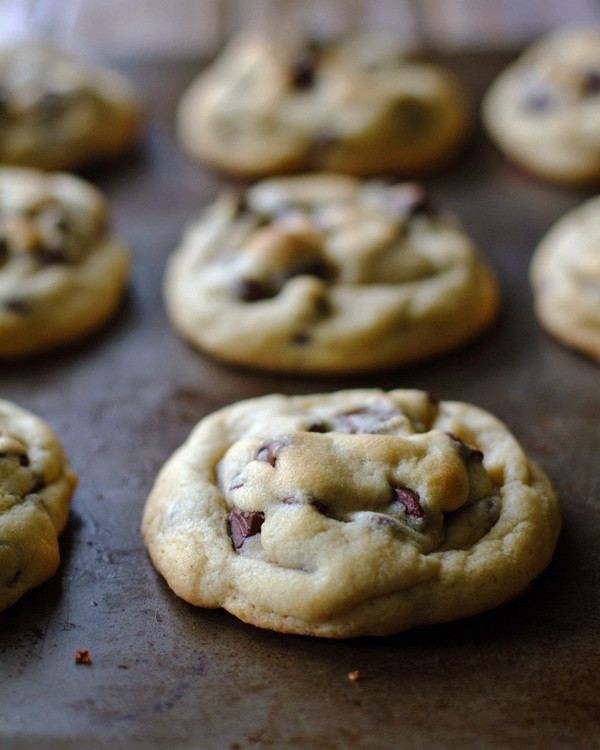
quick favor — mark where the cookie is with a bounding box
[164,174,499,373]
[142,389,561,638]
[176,33,470,177]
[0,167,130,358]
[0,43,140,171]
[483,28,600,184]
[0,399,77,613]
[530,195,600,361]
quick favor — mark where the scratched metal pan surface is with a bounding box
[0,53,599,750]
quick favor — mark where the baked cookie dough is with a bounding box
[0,43,140,171]
[483,28,600,184]
[164,174,499,373]
[142,389,561,638]
[530,195,600,361]
[0,167,130,358]
[0,399,77,613]
[176,33,470,177]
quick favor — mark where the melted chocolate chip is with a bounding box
[228,509,265,549]
[0,451,29,466]
[290,56,316,89]
[255,438,288,467]
[3,298,31,315]
[584,71,600,95]
[392,487,423,518]
[291,332,310,346]
[235,278,273,303]
[37,245,68,265]
[307,421,328,433]
[446,432,484,463]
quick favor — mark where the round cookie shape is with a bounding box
[176,33,470,177]
[0,43,140,171]
[142,389,561,638]
[483,28,600,184]
[0,167,130,358]
[0,399,77,613]
[163,174,499,373]
[530,195,600,361]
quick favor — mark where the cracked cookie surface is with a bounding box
[530,195,600,361]
[0,399,77,613]
[176,33,470,177]
[142,389,561,638]
[0,167,130,357]
[483,28,600,183]
[0,43,140,171]
[164,174,499,373]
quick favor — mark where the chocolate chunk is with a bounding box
[290,56,316,89]
[291,332,310,346]
[235,278,273,303]
[0,451,29,466]
[255,438,288,466]
[392,487,423,518]
[228,509,265,549]
[3,298,32,315]
[307,421,328,433]
[446,432,484,463]
[36,245,68,265]
[290,43,320,89]
[396,96,429,133]
[583,71,600,95]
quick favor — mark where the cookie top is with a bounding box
[0,167,130,358]
[164,174,499,373]
[530,195,600,361]
[0,399,77,613]
[483,28,600,184]
[142,389,561,638]
[0,43,140,171]
[176,33,470,177]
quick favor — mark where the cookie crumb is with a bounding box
[347,670,360,682]
[74,649,91,665]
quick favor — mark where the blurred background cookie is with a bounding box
[0,398,77,613]
[483,27,600,184]
[164,174,499,373]
[0,43,140,171]
[0,167,130,357]
[176,33,470,177]
[530,195,600,361]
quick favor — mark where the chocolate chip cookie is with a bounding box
[0,43,140,170]
[142,389,561,638]
[164,174,499,373]
[0,167,130,358]
[177,33,470,177]
[0,399,77,612]
[483,28,600,184]
[530,195,600,361]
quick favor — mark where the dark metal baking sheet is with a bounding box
[1,52,599,750]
